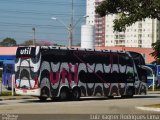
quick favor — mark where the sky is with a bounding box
[0,0,86,46]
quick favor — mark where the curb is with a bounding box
[0,98,17,101]
[148,92,160,94]
[0,96,36,101]
[136,107,160,112]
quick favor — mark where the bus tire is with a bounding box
[140,91,146,95]
[38,96,47,102]
[121,95,126,98]
[140,87,147,95]
[108,96,114,99]
[72,88,81,101]
[126,87,134,98]
[59,88,69,101]
[51,97,58,101]
[39,87,49,101]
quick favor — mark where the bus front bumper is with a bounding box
[15,88,41,96]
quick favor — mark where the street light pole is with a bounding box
[32,27,36,46]
[69,24,73,47]
[70,0,73,47]
[51,15,88,48]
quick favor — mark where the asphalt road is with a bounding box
[0,94,160,120]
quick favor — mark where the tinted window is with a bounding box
[119,53,127,66]
[112,53,118,64]
[129,51,145,65]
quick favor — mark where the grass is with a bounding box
[148,87,160,91]
[144,104,160,108]
[148,84,160,91]
[0,91,12,96]
[0,91,20,96]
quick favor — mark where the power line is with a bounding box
[0,23,83,30]
[0,9,84,17]
[0,0,86,6]
[0,0,86,45]
[0,29,82,35]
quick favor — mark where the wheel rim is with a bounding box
[127,89,133,97]
[73,91,79,99]
[72,89,80,100]
[60,91,67,100]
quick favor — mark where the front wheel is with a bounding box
[140,85,147,95]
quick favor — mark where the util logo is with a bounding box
[20,47,31,55]
[50,64,78,84]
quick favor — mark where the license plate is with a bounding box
[23,90,27,93]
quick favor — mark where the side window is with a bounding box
[125,55,133,67]
[129,52,145,65]
[112,53,118,64]
[105,53,110,65]
[119,53,126,66]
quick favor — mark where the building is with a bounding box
[86,0,160,48]
[86,0,105,47]
[0,47,17,68]
[105,16,160,48]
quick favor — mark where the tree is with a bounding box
[21,40,54,46]
[0,37,17,46]
[150,40,160,63]
[21,40,34,46]
[96,0,160,32]
[36,40,54,46]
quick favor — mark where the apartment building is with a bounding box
[86,0,105,47]
[86,0,160,48]
[105,15,160,48]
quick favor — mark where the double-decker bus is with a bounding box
[2,60,15,90]
[15,46,147,101]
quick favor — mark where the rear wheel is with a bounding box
[39,87,49,102]
[38,96,47,102]
[60,88,69,101]
[126,88,134,98]
[72,88,81,101]
[108,96,114,99]
[51,97,58,101]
